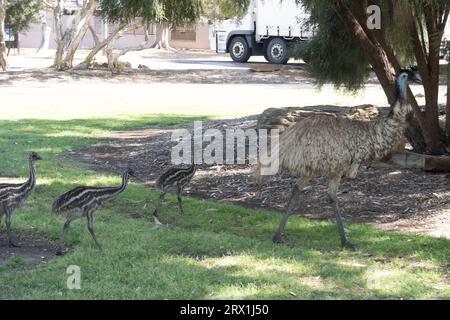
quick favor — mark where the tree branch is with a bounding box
[42,0,55,9]
[108,23,155,67]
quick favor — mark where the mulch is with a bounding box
[68,116,450,239]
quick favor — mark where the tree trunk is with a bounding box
[331,0,445,154]
[52,1,64,69]
[51,0,96,70]
[88,24,99,46]
[106,23,155,73]
[0,0,7,71]
[376,151,450,172]
[446,58,450,143]
[37,10,51,54]
[77,22,127,68]
[155,22,176,51]
[422,74,445,154]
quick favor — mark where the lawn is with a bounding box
[0,115,449,299]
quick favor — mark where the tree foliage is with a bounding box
[292,0,370,92]
[202,0,251,20]
[5,0,43,34]
[99,0,203,27]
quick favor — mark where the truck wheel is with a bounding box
[229,36,251,63]
[266,38,289,64]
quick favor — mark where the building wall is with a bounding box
[170,23,214,50]
[18,13,214,50]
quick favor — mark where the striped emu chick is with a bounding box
[152,162,197,225]
[53,169,134,254]
[0,152,42,247]
[256,70,421,250]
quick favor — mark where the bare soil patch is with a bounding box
[0,64,314,86]
[0,232,59,269]
[69,116,450,239]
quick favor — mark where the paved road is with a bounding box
[6,49,294,70]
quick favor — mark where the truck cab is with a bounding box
[215,0,313,64]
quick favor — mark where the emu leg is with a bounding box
[273,183,301,244]
[6,209,19,247]
[328,178,355,250]
[152,192,165,226]
[57,218,75,255]
[87,211,102,251]
[176,185,184,215]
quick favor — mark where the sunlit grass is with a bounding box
[0,115,449,300]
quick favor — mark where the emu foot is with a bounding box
[341,240,356,251]
[56,247,68,256]
[272,234,284,244]
[8,240,21,248]
[153,216,164,227]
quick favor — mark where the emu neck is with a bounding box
[108,175,129,197]
[119,174,129,192]
[25,159,36,190]
[395,79,408,104]
[369,103,408,160]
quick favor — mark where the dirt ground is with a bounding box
[0,233,59,269]
[69,116,450,239]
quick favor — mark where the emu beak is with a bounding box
[129,171,137,178]
[410,73,422,84]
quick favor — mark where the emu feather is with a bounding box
[256,69,420,249]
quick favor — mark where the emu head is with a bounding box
[123,168,136,181]
[29,152,42,162]
[391,68,421,116]
[395,68,421,103]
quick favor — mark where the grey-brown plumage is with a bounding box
[256,70,421,249]
[152,162,197,225]
[0,152,42,247]
[53,169,134,254]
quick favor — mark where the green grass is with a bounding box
[0,115,449,299]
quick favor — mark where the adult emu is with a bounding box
[256,69,421,249]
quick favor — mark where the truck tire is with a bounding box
[229,36,251,63]
[266,38,289,64]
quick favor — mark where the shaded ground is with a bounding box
[70,116,450,239]
[0,65,314,86]
[0,233,59,269]
[2,48,447,86]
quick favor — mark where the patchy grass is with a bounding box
[0,115,449,299]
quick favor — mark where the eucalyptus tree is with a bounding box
[296,0,449,154]
[78,0,203,69]
[0,0,40,69]
[5,0,42,35]
[0,0,6,70]
[42,0,97,70]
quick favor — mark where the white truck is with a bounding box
[215,0,313,64]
